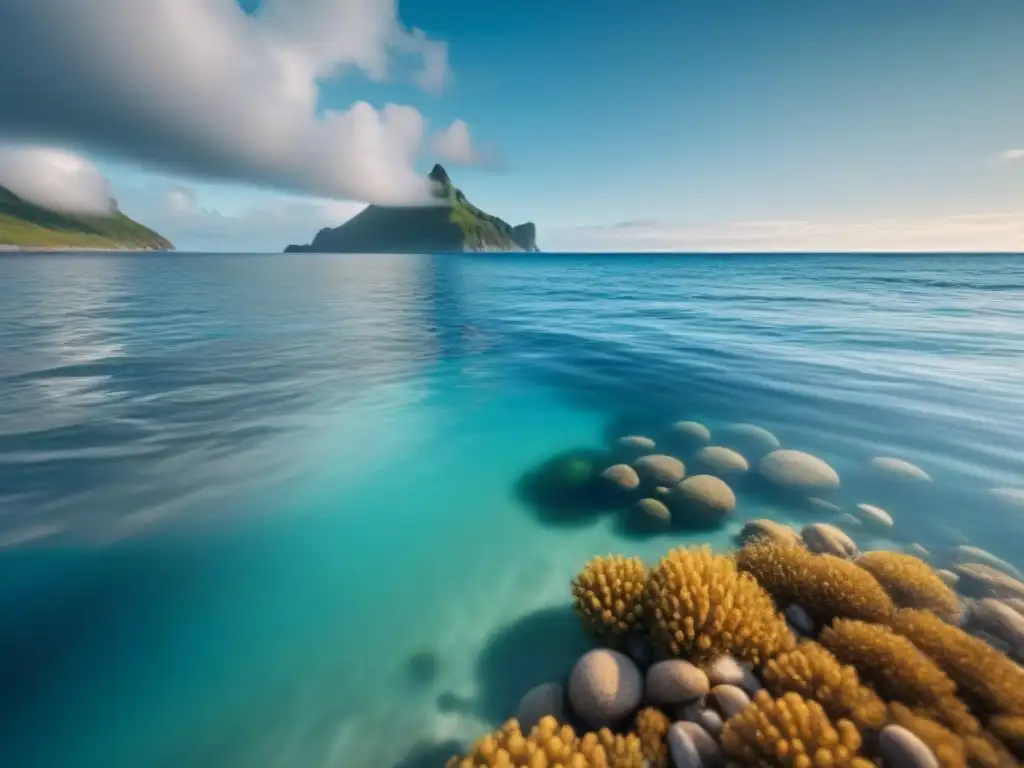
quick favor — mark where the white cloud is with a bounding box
[432,119,479,165]
[552,212,1024,253]
[0,0,471,205]
[1000,149,1024,162]
[0,145,116,215]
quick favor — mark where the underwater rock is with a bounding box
[807,497,843,515]
[601,464,641,492]
[616,435,657,455]
[878,725,940,768]
[708,684,750,720]
[696,708,724,738]
[674,700,705,723]
[670,475,736,524]
[670,420,711,445]
[1002,597,1024,616]
[567,649,643,729]
[801,523,859,559]
[719,423,780,457]
[646,660,710,706]
[785,603,815,636]
[738,519,802,548]
[964,598,1024,659]
[655,485,671,496]
[854,503,894,530]
[704,655,760,694]
[693,446,749,475]
[634,454,687,486]
[759,449,840,491]
[946,544,1023,579]
[935,569,958,588]
[954,562,1024,601]
[867,456,932,483]
[638,498,672,524]
[667,722,703,768]
[515,682,566,731]
[672,722,723,767]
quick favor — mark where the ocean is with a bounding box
[1,251,1023,767]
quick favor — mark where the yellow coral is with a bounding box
[736,542,895,625]
[720,690,874,768]
[643,546,795,664]
[856,551,961,622]
[988,715,1024,760]
[579,730,644,768]
[819,619,980,738]
[571,555,647,642]
[889,608,1024,719]
[635,707,670,768]
[887,702,968,768]
[761,641,887,731]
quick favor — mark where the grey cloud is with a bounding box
[0,144,116,215]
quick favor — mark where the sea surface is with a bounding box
[1,252,1024,767]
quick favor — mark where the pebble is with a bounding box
[696,708,724,738]
[515,682,565,731]
[567,649,643,729]
[600,464,640,492]
[948,545,1023,579]
[704,656,762,695]
[646,660,710,706]
[655,485,672,497]
[867,457,932,483]
[855,503,894,530]
[708,684,751,719]
[759,449,840,491]
[671,475,737,521]
[673,700,705,723]
[616,435,656,452]
[965,598,1024,659]
[878,725,940,768]
[954,563,1024,601]
[671,421,712,444]
[675,722,723,767]
[801,523,859,559]
[936,569,959,588]
[719,423,781,456]
[634,454,687,485]
[785,603,815,636]
[694,446,749,474]
[667,723,703,768]
[739,519,802,548]
[637,497,672,524]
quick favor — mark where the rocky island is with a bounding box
[0,184,173,251]
[285,165,539,254]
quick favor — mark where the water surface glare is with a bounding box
[1,252,1024,766]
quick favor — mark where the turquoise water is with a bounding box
[1,252,1024,767]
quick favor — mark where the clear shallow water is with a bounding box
[1,252,1024,766]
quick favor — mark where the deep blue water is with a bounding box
[1,252,1024,767]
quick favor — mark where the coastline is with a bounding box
[0,245,172,253]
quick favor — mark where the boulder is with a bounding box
[878,725,940,768]
[801,523,859,559]
[637,498,672,524]
[645,660,710,706]
[670,421,711,445]
[515,682,565,731]
[954,563,1024,601]
[694,446,749,475]
[719,423,781,457]
[759,449,840,491]
[867,456,932,483]
[568,649,643,729]
[600,464,640,492]
[634,454,686,486]
[855,503,894,530]
[738,519,802,548]
[671,475,736,524]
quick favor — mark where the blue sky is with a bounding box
[1,0,1023,251]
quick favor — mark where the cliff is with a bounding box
[285,165,539,254]
[0,184,173,251]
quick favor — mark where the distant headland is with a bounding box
[285,164,539,254]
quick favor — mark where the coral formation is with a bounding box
[856,550,961,622]
[889,608,1024,719]
[719,690,874,768]
[819,619,979,738]
[635,707,670,768]
[736,542,895,625]
[644,546,794,664]
[988,715,1024,760]
[579,729,644,768]
[886,703,967,768]
[761,641,887,731]
[571,555,647,642]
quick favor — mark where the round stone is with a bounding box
[673,700,705,723]
[671,475,736,523]
[801,523,859,559]
[867,457,932,483]
[785,603,815,636]
[759,449,840,491]
[667,723,703,768]
[719,423,781,456]
[670,420,711,444]
[936,569,959,588]
[704,656,761,695]
[637,498,671,524]
[600,464,641,492]
[807,497,843,515]
[695,446,749,474]
[645,660,710,706]
[655,485,672,496]
[696,708,724,738]
[675,722,722,767]
[515,682,565,731]
[634,454,686,485]
[708,684,751,719]
[1002,598,1024,617]
[567,649,643,729]
[879,725,940,768]
[855,503,894,530]
[954,563,1024,601]
[739,519,802,548]
[947,545,1023,579]
[616,435,656,453]
[965,598,1024,659]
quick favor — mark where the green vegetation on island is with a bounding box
[0,184,173,251]
[285,165,539,253]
